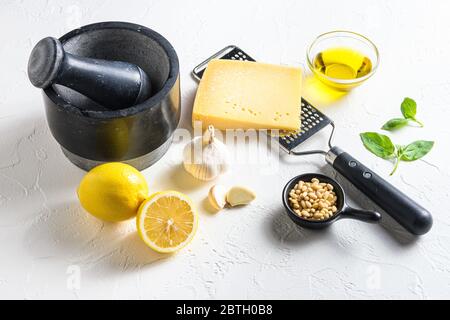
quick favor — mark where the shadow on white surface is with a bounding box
[26,201,171,277]
[25,202,103,257]
[269,207,334,246]
[167,163,206,192]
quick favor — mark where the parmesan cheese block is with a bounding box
[192,59,302,131]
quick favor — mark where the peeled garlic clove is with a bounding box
[208,184,228,211]
[226,186,256,206]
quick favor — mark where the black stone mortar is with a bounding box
[41,22,180,171]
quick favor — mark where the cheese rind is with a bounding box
[192,59,302,131]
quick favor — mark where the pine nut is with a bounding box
[288,178,339,221]
[308,192,317,200]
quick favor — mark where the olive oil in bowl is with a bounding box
[307,31,379,91]
[314,47,372,80]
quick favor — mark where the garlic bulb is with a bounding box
[183,125,230,181]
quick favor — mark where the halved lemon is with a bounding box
[136,191,198,253]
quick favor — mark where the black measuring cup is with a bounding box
[282,173,381,229]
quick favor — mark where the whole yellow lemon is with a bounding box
[77,162,149,222]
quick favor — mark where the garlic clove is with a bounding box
[208,184,228,211]
[226,186,256,206]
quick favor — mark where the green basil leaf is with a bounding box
[360,132,396,159]
[399,140,434,161]
[401,97,417,119]
[381,118,409,131]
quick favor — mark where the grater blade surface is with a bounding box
[192,45,332,152]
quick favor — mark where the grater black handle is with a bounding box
[327,146,433,235]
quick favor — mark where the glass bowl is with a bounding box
[306,31,379,91]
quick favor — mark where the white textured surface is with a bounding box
[1,0,450,299]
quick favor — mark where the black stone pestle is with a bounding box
[27,37,152,110]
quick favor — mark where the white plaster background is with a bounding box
[1,0,450,299]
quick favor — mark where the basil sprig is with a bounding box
[360,132,434,175]
[381,98,424,131]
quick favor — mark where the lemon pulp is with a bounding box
[137,191,197,253]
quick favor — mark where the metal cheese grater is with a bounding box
[192,45,433,236]
[192,45,335,154]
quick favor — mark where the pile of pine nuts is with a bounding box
[288,178,338,220]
